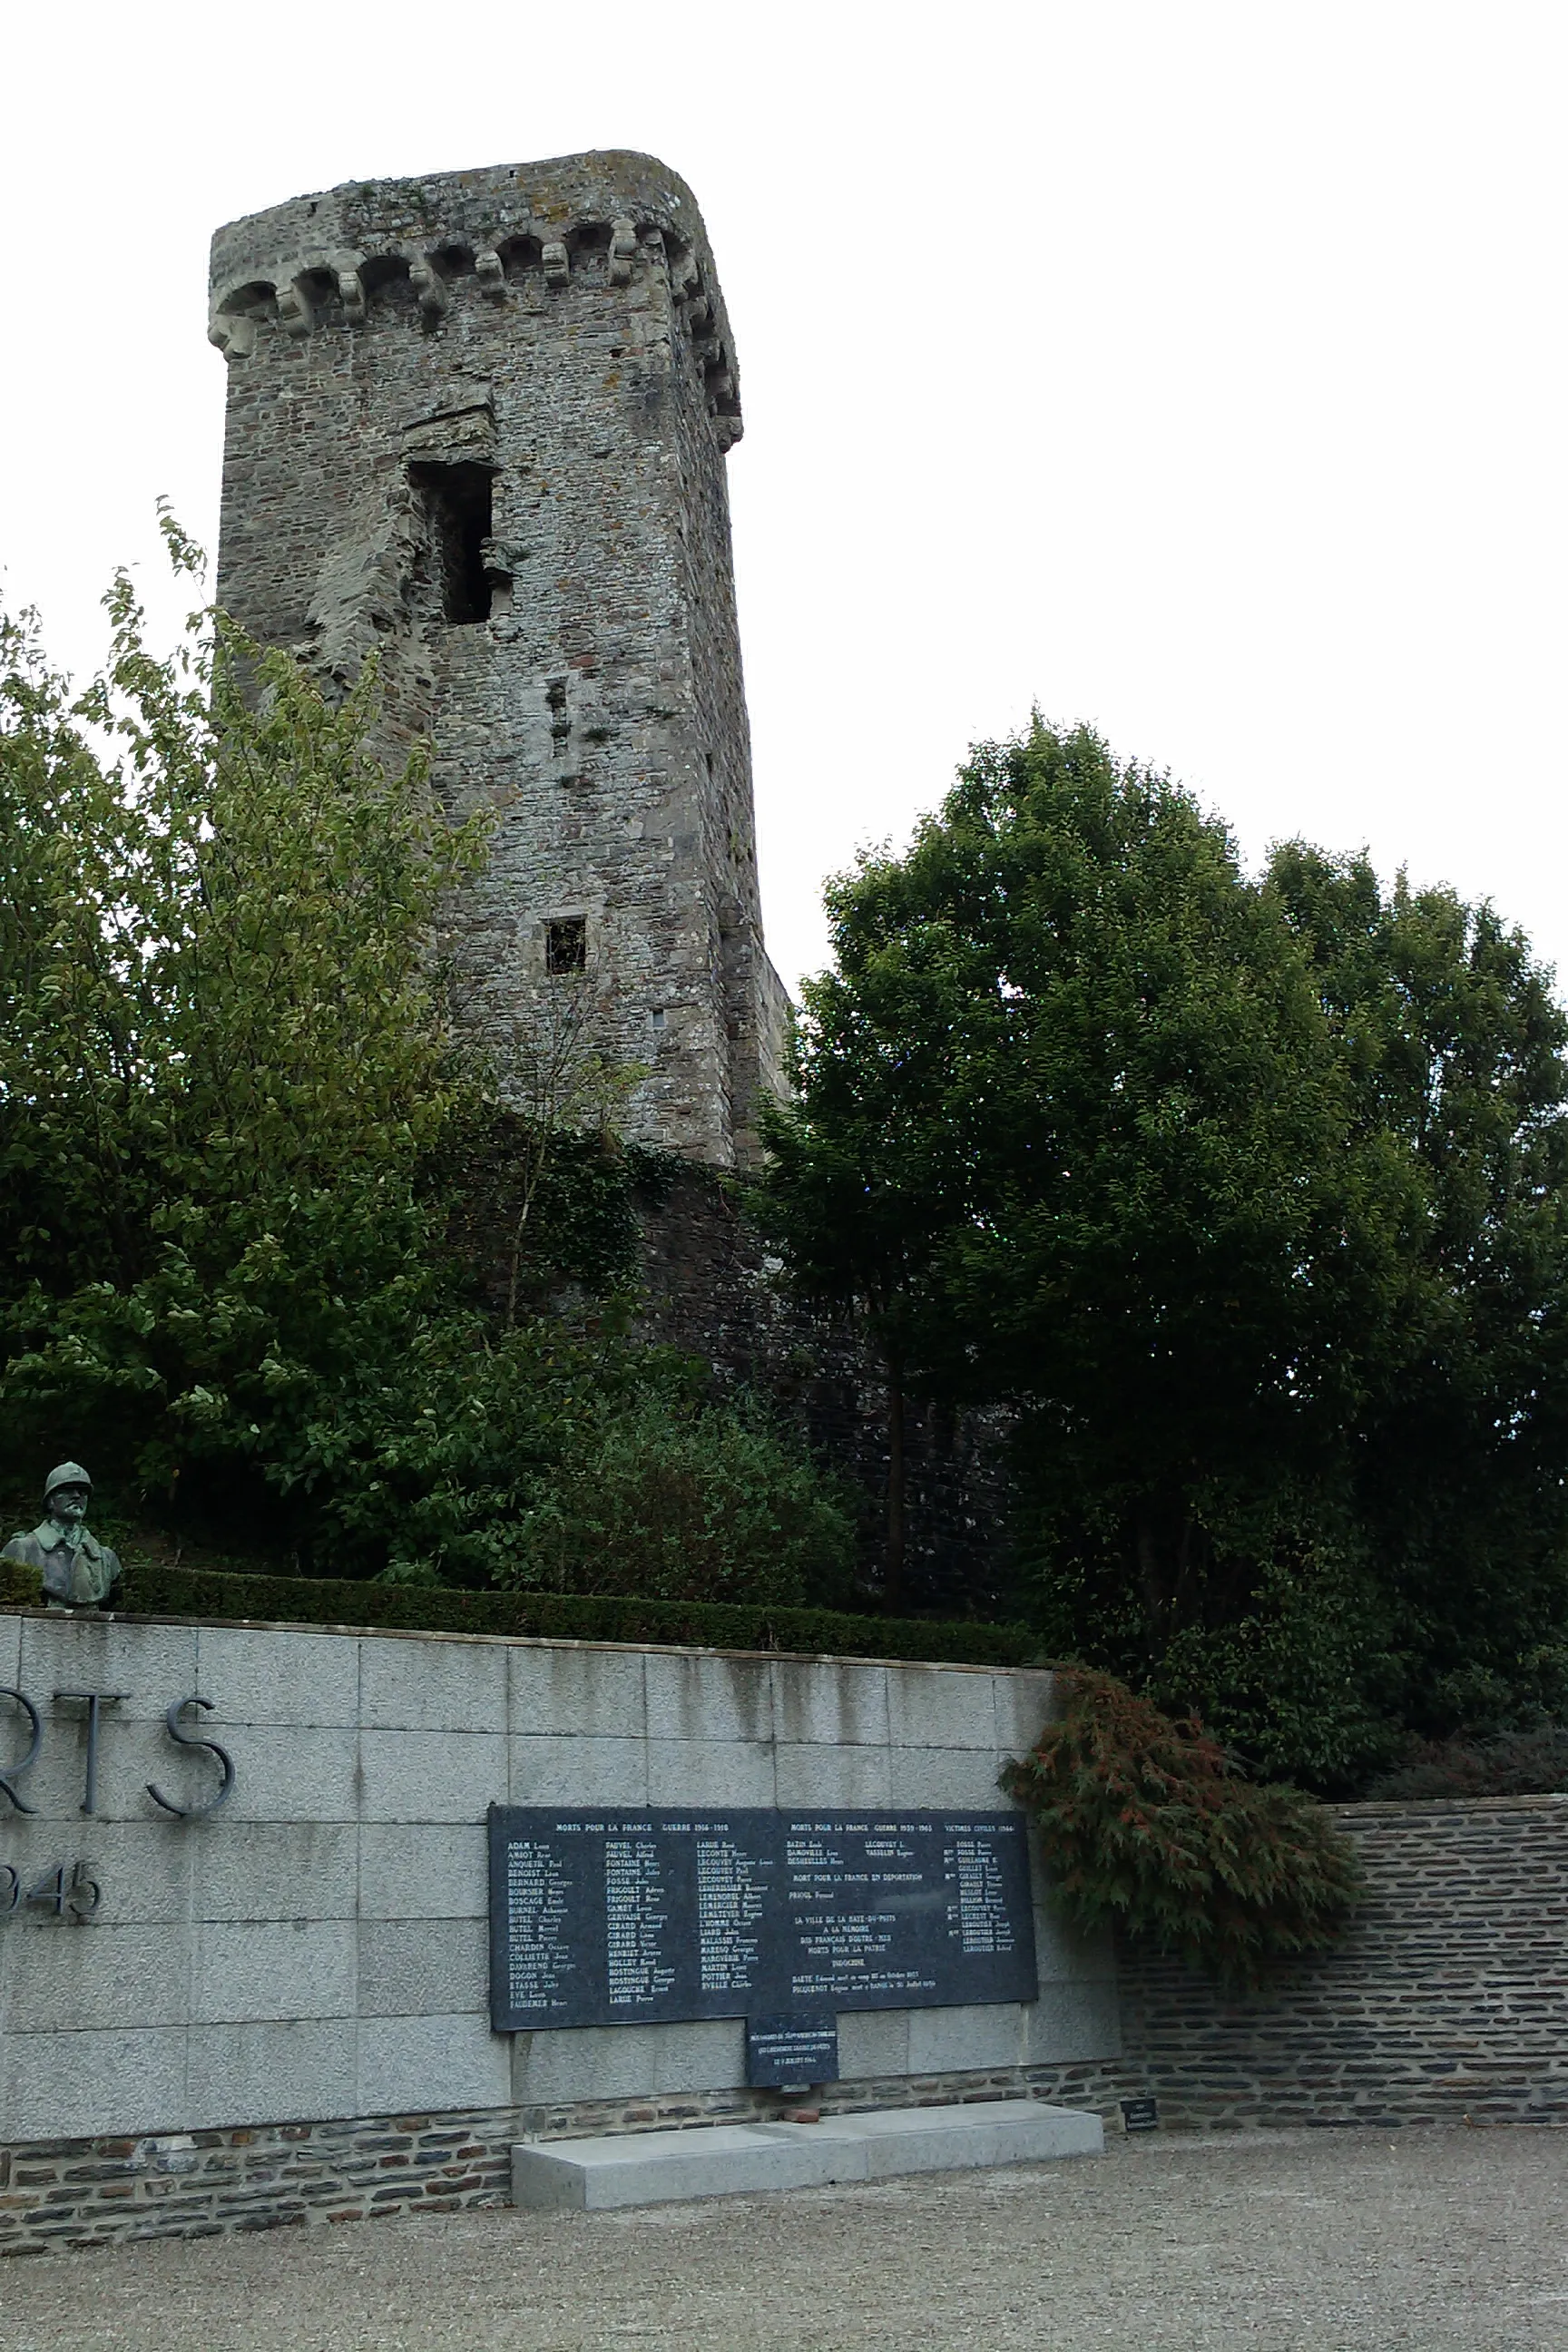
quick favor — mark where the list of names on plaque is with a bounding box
[505,1840,575,2016]
[488,1808,1037,2032]
[696,1836,767,1993]
[946,1832,1017,1956]
[604,1837,676,2008]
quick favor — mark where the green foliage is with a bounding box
[88,1560,1040,1668]
[0,534,485,1510]
[500,1389,856,1605]
[1002,1670,1362,1991]
[761,717,1568,1783]
[1267,844,1568,1742]
[0,546,855,1607]
[1364,1725,1568,1799]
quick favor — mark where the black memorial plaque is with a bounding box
[747,2013,838,2088]
[488,1807,1037,2032]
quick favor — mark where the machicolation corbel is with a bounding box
[408,255,448,326]
[609,219,637,286]
[276,279,315,339]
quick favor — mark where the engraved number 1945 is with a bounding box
[0,1861,100,1919]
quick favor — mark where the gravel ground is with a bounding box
[3,2128,1565,2351]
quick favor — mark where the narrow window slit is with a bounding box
[411,460,493,622]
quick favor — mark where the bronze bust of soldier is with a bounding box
[2,1464,123,1611]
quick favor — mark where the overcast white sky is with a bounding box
[3,1,1563,996]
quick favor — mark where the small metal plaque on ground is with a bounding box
[746,2013,838,2088]
[1120,2096,1159,2133]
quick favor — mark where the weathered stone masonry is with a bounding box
[210,152,789,1170]
[1114,1796,1568,2131]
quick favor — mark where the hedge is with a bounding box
[0,1557,1039,1670]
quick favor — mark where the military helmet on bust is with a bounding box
[44,1461,92,1501]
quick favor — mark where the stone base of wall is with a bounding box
[0,2065,1131,2256]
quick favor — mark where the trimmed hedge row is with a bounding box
[0,1557,1039,1670]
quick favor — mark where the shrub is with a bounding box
[1366,1724,1568,1799]
[1001,1668,1361,1992]
[12,1559,1040,1669]
[501,1395,856,1607]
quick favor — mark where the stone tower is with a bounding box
[208,152,789,1168]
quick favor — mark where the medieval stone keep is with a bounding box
[209,151,789,1169]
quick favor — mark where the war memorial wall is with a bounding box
[0,1606,1121,2246]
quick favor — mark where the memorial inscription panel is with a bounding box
[488,1807,1037,2032]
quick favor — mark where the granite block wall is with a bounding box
[0,1609,1107,2249]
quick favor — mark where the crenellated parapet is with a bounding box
[208,149,742,447]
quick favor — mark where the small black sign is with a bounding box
[1120,2095,1159,2133]
[747,2013,838,2088]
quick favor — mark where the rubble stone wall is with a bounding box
[1115,1796,1568,2130]
[210,151,787,1169]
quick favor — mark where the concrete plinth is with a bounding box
[509,2100,1102,2211]
[767,2098,1104,2177]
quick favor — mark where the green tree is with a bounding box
[760,722,1426,1776]
[0,541,857,1602]
[1269,846,1568,1735]
[0,527,488,1520]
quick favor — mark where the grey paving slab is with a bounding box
[358,1916,488,2015]
[191,1917,356,2024]
[3,2022,189,2139]
[772,1740,893,1808]
[185,2016,358,2132]
[191,1819,358,1923]
[991,1668,1055,1756]
[358,1728,507,1823]
[833,2006,911,2079]
[886,1664,998,1751]
[514,2017,746,2103]
[763,2097,1103,2175]
[506,1732,648,1806]
[1020,1975,1123,2063]
[646,1736,776,1806]
[356,2007,511,2116]
[220,1726,358,1823]
[0,1817,191,1925]
[906,1999,1024,2073]
[885,1745,1012,1808]
[17,1705,186,1824]
[511,2122,837,2210]
[18,1616,200,1719]
[769,1661,889,1749]
[0,1919,191,2033]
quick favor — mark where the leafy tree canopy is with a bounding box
[760,720,1568,1781]
[0,530,853,1601]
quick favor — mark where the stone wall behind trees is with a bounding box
[631,1165,1016,1617]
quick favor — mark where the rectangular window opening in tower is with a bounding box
[546,916,587,975]
[410,460,494,622]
